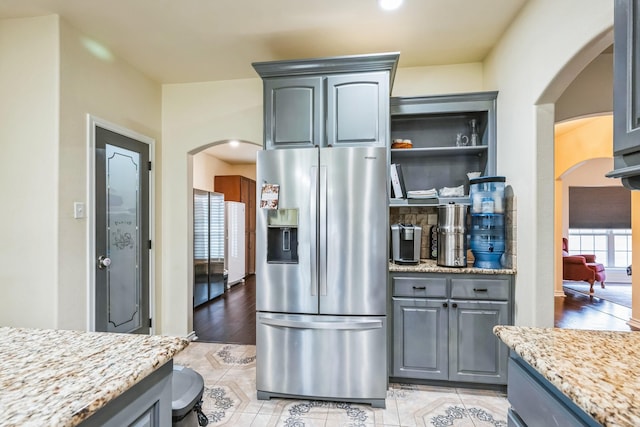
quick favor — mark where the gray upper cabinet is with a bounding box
[264,76,323,148]
[253,53,399,149]
[326,72,388,146]
[609,0,640,189]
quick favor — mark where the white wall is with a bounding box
[0,16,59,328]
[193,152,257,192]
[555,52,613,122]
[0,15,162,331]
[162,78,263,335]
[392,63,483,97]
[484,0,614,326]
[57,18,162,331]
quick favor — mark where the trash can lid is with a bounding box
[172,365,205,419]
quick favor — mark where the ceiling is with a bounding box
[0,0,528,83]
[0,0,529,164]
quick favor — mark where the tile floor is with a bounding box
[174,342,509,427]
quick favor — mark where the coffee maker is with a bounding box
[391,223,422,265]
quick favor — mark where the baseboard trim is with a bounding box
[627,318,640,330]
[186,331,198,341]
[554,290,567,297]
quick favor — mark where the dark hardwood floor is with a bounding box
[193,274,256,344]
[555,287,637,331]
[195,277,635,344]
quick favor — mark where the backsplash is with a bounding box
[389,186,516,269]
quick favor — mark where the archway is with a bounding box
[187,139,261,339]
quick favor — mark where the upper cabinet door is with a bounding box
[264,76,323,149]
[325,72,388,147]
[610,0,640,188]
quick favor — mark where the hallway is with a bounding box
[194,275,256,344]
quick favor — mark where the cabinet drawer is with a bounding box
[450,278,510,300]
[393,277,447,298]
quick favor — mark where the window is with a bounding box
[568,228,632,268]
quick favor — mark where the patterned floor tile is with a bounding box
[175,342,509,427]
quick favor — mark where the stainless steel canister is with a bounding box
[437,204,468,267]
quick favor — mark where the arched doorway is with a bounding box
[189,139,261,343]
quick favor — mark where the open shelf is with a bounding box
[391,146,488,158]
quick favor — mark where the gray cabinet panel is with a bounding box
[449,300,509,384]
[326,72,388,147]
[255,55,398,151]
[609,0,640,188]
[450,278,510,300]
[392,276,447,298]
[264,77,323,149]
[390,272,513,385]
[392,297,448,380]
[507,356,598,426]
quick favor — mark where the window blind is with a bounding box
[568,186,631,229]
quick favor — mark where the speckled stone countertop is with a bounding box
[0,327,189,426]
[389,258,515,274]
[494,326,640,427]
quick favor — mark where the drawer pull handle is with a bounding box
[443,302,448,308]
[474,288,488,292]
[452,303,458,308]
[413,286,426,290]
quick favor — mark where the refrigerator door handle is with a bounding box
[310,166,318,296]
[259,317,383,331]
[319,165,328,296]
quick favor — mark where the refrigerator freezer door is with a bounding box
[256,148,319,314]
[320,146,388,315]
[256,312,387,407]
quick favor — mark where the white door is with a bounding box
[225,201,246,286]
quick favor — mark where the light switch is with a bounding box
[74,202,85,219]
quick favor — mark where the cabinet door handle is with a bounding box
[413,286,426,290]
[473,288,488,292]
[452,303,458,308]
[443,302,448,308]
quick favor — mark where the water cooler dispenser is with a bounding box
[469,176,506,269]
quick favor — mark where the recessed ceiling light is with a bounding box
[229,140,239,147]
[378,0,403,11]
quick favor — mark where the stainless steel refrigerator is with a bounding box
[193,190,226,307]
[255,146,388,408]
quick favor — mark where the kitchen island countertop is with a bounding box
[389,258,515,274]
[494,325,640,427]
[0,327,188,426]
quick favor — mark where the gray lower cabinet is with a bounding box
[80,361,173,426]
[507,354,600,426]
[393,297,448,380]
[391,272,513,385]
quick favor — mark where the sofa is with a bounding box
[562,238,606,294]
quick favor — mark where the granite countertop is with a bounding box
[389,258,516,275]
[0,327,189,426]
[494,325,640,427]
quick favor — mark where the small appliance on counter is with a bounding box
[469,176,506,269]
[437,203,468,267]
[391,223,422,264]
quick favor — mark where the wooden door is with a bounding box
[214,175,256,276]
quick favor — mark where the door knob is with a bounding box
[98,255,111,269]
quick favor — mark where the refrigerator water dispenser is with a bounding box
[266,209,299,264]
